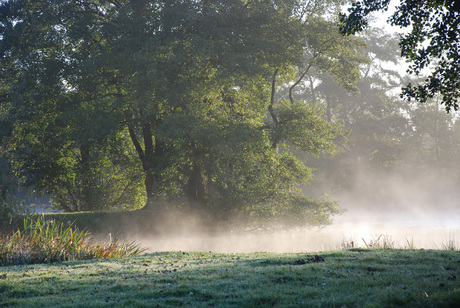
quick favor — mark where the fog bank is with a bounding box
[126,164,459,253]
[130,206,459,253]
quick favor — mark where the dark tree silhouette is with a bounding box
[340,0,460,111]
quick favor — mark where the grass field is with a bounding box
[1,249,459,307]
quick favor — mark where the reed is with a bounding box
[0,215,146,266]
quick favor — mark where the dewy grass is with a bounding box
[0,250,458,307]
[0,216,146,266]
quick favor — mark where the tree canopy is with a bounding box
[299,26,460,211]
[0,0,365,227]
[339,0,460,111]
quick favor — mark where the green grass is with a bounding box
[1,249,459,307]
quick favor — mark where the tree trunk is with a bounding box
[325,95,332,122]
[141,137,166,212]
[79,143,93,211]
[128,122,164,212]
[187,159,206,212]
[143,171,157,210]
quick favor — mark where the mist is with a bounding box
[124,164,460,254]
[129,209,459,254]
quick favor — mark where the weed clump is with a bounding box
[0,215,146,266]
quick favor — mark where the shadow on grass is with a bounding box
[1,250,459,307]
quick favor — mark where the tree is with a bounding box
[339,0,460,111]
[405,94,457,167]
[0,0,145,211]
[289,27,411,198]
[0,0,360,226]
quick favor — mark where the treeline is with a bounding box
[0,1,458,227]
[304,29,460,207]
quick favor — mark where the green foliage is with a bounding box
[339,0,460,111]
[246,193,341,227]
[303,15,369,94]
[0,215,146,266]
[0,0,363,226]
[405,95,457,166]
[0,202,15,230]
[0,0,146,212]
[270,101,344,155]
[284,28,410,197]
[6,121,145,211]
[0,156,26,228]
[0,157,16,202]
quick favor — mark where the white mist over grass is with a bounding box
[131,205,459,254]
[135,226,459,254]
[129,166,460,253]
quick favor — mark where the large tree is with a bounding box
[0,0,148,211]
[0,0,362,226]
[339,0,460,111]
[284,27,409,196]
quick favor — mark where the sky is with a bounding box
[367,0,401,33]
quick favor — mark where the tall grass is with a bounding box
[339,233,459,251]
[0,215,146,266]
[361,233,394,249]
[441,233,457,251]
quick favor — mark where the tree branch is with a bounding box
[289,62,312,104]
[268,68,280,126]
